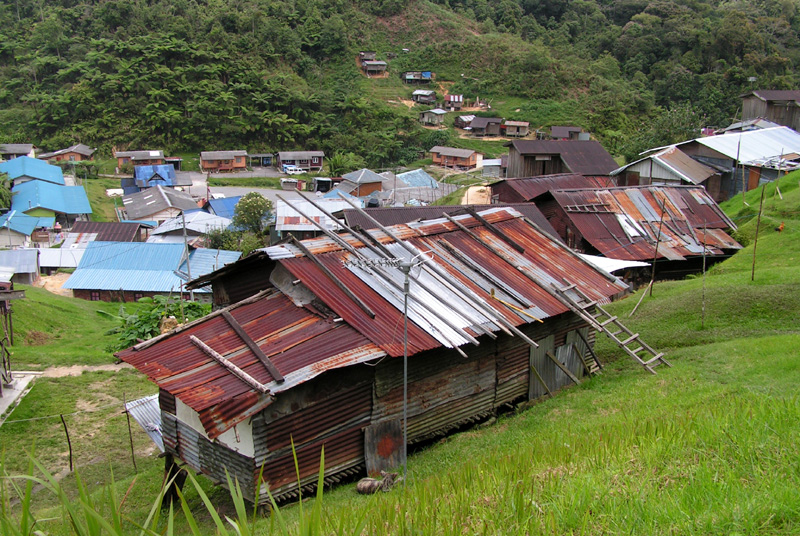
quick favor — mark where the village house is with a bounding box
[411,89,436,104]
[276,151,324,172]
[340,168,385,197]
[740,90,800,131]
[114,149,166,169]
[402,71,434,84]
[0,156,65,187]
[503,120,530,138]
[0,249,39,285]
[147,212,232,244]
[362,60,387,76]
[121,164,193,194]
[39,221,153,272]
[204,196,242,219]
[272,198,354,243]
[443,94,463,111]
[0,144,36,160]
[611,146,720,192]
[491,173,613,204]
[0,212,53,248]
[117,205,635,503]
[37,144,95,162]
[454,115,475,129]
[469,117,503,137]
[121,185,199,225]
[64,242,241,302]
[10,179,91,228]
[418,108,447,126]
[539,185,741,283]
[504,140,618,179]
[550,126,586,140]
[665,126,800,202]
[429,146,482,169]
[358,51,377,65]
[200,151,248,172]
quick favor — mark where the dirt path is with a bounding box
[461,185,492,204]
[41,363,133,378]
[36,272,72,297]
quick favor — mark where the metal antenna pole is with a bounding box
[182,210,194,301]
[399,260,412,484]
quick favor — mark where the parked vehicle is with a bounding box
[282,164,304,175]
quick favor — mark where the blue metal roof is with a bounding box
[397,169,439,189]
[64,242,240,293]
[207,196,241,219]
[134,164,178,187]
[181,248,241,277]
[0,211,54,235]
[0,156,65,185]
[11,181,92,215]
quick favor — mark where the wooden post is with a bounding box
[60,414,73,472]
[751,184,767,282]
[123,393,138,473]
[648,198,667,297]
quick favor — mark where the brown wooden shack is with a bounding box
[118,207,628,503]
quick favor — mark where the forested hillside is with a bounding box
[1,0,798,165]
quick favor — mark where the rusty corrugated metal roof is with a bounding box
[491,174,613,202]
[117,289,386,438]
[120,206,628,439]
[342,203,559,241]
[267,206,626,357]
[551,185,741,261]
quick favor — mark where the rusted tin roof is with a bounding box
[342,203,559,240]
[551,185,741,261]
[117,289,385,438]
[508,140,618,175]
[491,174,613,203]
[120,206,627,439]
[267,207,626,356]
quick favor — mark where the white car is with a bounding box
[284,166,305,175]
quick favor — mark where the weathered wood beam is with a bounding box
[221,310,285,383]
[190,335,269,394]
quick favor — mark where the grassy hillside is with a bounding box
[10,285,139,368]
[2,173,800,534]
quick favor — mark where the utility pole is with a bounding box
[182,210,194,301]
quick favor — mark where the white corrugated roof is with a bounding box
[686,126,800,166]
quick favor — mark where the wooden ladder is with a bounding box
[552,282,671,374]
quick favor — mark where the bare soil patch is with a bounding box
[461,185,491,204]
[36,272,73,297]
[25,330,53,346]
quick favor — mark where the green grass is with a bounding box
[4,172,800,534]
[82,178,122,222]
[207,176,282,188]
[10,285,139,368]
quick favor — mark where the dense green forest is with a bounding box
[1,0,798,165]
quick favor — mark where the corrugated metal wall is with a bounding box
[161,312,596,504]
[163,412,258,497]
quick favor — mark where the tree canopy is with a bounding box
[1,0,799,163]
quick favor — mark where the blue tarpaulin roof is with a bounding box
[397,169,439,189]
[0,156,65,185]
[207,196,242,219]
[64,242,240,293]
[11,181,92,215]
